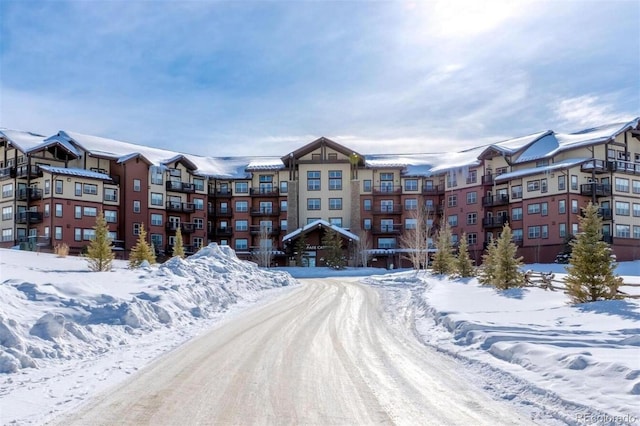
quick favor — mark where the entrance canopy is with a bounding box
[282,219,359,243]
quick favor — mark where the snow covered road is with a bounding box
[56,278,529,425]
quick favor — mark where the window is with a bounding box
[150,166,163,185]
[446,172,457,188]
[448,215,458,227]
[280,181,288,194]
[615,177,630,192]
[634,226,640,239]
[55,203,63,217]
[542,225,548,239]
[511,207,523,221]
[541,202,548,216]
[2,183,13,198]
[466,170,477,184]
[74,228,81,241]
[448,194,457,207]
[572,223,579,235]
[44,204,50,218]
[527,180,540,191]
[616,224,630,238]
[193,178,204,191]
[451,234,458,245]
[150,234,163,250]
[536,159,549,167]
[55,226,62,240]
[55,180,63,194]
[82,206,96,217]
[280,200,288,212]
[133,179,141,191]
[236,220,248,231]
[103,210,121,225]
[44,180,50,195]
[571,175,578,190]
[633,203,640,217]
[150,213,162,226]
[511,185,522,199]
[133,200,141,213]
[235,239,248,251]
[405,179,418,191]
[558,175,566,191]
[363,218,372,230]
[235,182,248,193]
[193,237,204,250]
[616,201,630,216]
[571,200,578,214]
[467,233,477,245]
[363,199,372,211]
[467,212,477,225]
[541,179,548,193]
[405,218,417,230]
[194,198,204,210]
[329,217,342,227]
[363,180,372,192]
[528,226,541,239]
[466,191,477,204]
[559,200,566,214]
[1,206,11,221]
[151,192,163,206]
[559,223,567,238]
[236,201,248,212]
[75,182,82,196]
[329,198,342,210]
[133,223,141,236]
[307,171,321,191]
[405,199,417,211]
[194,218,204,229]
[380,173,394,192]
[280,219,287,231]
[104,188,117,202]
[329,170,342,190]
[528,203,541,214]
[308,198,321,210]
[83,184,98,195]
[377,237,396,249]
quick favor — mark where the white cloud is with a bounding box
[552,95,636,130]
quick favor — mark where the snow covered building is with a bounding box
[1,118,639,267]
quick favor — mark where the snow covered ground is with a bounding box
[0,245,638,425]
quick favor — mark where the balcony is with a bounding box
[602,235,614,244]
[607,160,640,175]
[250,208,280,217]
[598,208,613,220]
[215,227,233,237]
[16,211,43,224]
[16,187,43,201]
[422,184,445,195]
[250,226,280,236]
[581,159,611,174]
[210,188,232,197]
[250,187,279,197]
[482,215,509,229]
[481,174,494,185]
[166,201,196,213]
[166,180,195,193]
[165,222,196,234]
[16,165,42,179]
[0,166,15,179]
[215,207,233,217]
[372,224,403,235]
[372,205,403,215]
[482,194,509,207]
[580,183,611,197]
[373,185,402,195]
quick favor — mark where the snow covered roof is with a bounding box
[282,219,359,242]
[39,165,113,181]
[490,130,551,155]
[428,146,484,173]
[0,129,47,152]
[494,158,590,182]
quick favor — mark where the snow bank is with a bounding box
[0,244,297,374]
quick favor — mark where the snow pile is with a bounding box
[365,265,640,421]
[0,244,296,374]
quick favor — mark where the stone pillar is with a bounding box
[350,180,361,234]
[288,180,299,232]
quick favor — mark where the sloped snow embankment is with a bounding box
[0,244,297,374]
[364,269,640,425]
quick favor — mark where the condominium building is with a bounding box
[1,118,639,267]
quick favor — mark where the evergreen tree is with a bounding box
[322,227,346,269]
[565,202,622,303]
[173,226,185,258]
[86,210,114,272]
[294,235,307,266]
[479,223,524,289]
[456,232,475,277]
[431,222,455,275]
[129,224,156,268]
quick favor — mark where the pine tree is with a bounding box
[479,223,524,289]
[294,235,307,266]
[86,210,114,271]
[431,222,455,275]
[565,202,622,303]
[129,224,156,268]
[173,226,185,258]
[456,232,475,277]
[322,227,345,269]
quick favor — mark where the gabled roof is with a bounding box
[0,129,46,152]
[162,154,198,171]
[281,137,365,167]
[494,158,590,182]
[39,165,113,181]
[282,219,359,243]
[31,134,82,158]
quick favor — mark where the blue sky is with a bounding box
[1,0,638,157]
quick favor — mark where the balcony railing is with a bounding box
[16,211,43,224]
[166,181,195,193]
[16,165,42,179]
[250,188,279,196]
[16,187,43,201]
[372,205,403,215]
[481,174,494,185]
[422,184,445,195]
[165,222,196,233]
[166,201,196,213]
[607,160,640,175]
[372,224,403,235]
[0,166,15,179]
[250,208,280,217]
[580,183,611,197]
[215,207,233,217]
[482,194,509,207]
[581,159,610,174]
[598,208,613,220]
[482,215,509,228]
[373,185,402,194]
[210,188,233,197]
[215,227,233,237]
